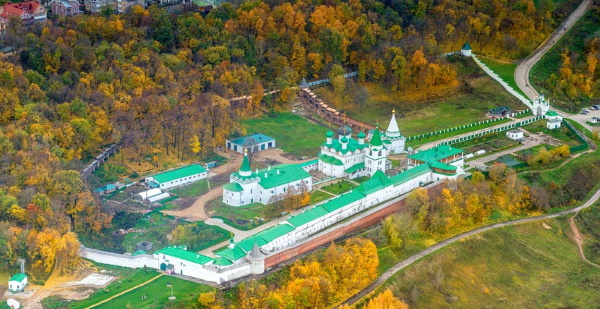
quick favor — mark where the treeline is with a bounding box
[198,238,385,309]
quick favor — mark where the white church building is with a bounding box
[223,150,313,206]
[318,110,406,179]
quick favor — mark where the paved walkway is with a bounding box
[84,274,163,309]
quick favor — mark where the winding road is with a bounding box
[514,0,592,102]
[341,1,598,306]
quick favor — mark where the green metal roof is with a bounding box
[326,131,334,138]
[9,274,26,282]
[131,250,146,256]
[489,106,511,114]
[357,131,366,138]
[319,154,344,166]
[429,161,457,171]
[232,164,312,189]
[213,257,234,266]
[151,165,207,184]
[229,133,274,147]
[390,163,432,185]
[462,42,471,50]
[299,159,318,167]
[546,110,559,117]
[355,170,392,195]
[322,190,365,213]
[240,153,251,172]
[370,126,383,146]
[237,236,269,252]
[408,145,463,164]
[215,246,247,261]
[157,247,213,265]
[254,223,294,243]
[287,206,329,228]
[345,162,365,174]
[322,138,368,155]
[224,182,243,192]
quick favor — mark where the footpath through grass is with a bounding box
[376,217,600,308]
[68,269,160,309]
[242,111,327,158]
[476,57,527,98]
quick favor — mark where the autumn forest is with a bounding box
[0,0,588,290]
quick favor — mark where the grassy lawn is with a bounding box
[476,57,527,98]
[320,180,357,195]
[530,10,600,111]
[69,270,210,309]
[242,112,327,158]
[310,190,334,204]
[120,211,177,253]
[69,269,161,309]
[523,120,580,146]
[86,275,210,309]
[169,180,210,198]
[314,57,524,138]
[205,198,268,230]
[407,118,512,147]
[376,217,600,308]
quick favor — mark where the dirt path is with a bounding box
[569,214,600,268]
[340,179,600,307]
[162,187,222,220]
[84,274,163,309]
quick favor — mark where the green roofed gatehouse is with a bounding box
[145,164,208,190]
[226,133,275,154]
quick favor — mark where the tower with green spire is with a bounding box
[365,125,387,176]
[239,148,252,177]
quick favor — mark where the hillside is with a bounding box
[371,206,600,308]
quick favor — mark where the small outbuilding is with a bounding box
[461,42,472,57]
[545,110,563,129]
[226,133,275,154]
[506,129,524,141]
[145,164,207,190]
[591,117,600,124]
[8,274,27,293]
[7,298,20,309]
[488,106,512,117]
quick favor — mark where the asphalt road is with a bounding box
[514,0,592,101]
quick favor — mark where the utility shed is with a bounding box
[145,164,207,190]
[226,133,276,153]
[8,274,27,292]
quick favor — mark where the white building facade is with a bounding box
[223,151,313,206]
[145,164,207,190]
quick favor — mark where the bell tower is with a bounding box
[365,125,387,176]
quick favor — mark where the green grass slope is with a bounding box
[378,215,600,308]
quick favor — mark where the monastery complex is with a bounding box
[83,111,466,284]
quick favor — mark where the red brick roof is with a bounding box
[1,1,40,18]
